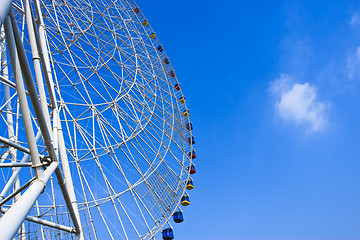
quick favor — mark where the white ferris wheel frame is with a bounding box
[0,0,194,239]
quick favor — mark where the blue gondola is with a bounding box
[185,122,193,131]
[162,228,174,240]
[173,211,184,223]
[157,45,164,52]
[163,57,170,65]
[188,136,195,144]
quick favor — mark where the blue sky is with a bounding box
[140,1,360,239]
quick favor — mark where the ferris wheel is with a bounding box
[0,0,197,239]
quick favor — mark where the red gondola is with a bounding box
[188,150,196,159]
[169,71,175,78]
[174,83,180,91]
[188,165,196,174]
[134,7,140,14]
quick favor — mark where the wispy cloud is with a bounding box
[350,14,360,27]
[270,74,328,133]
[347,46,360,79]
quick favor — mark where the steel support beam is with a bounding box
[0,135,45,159]
[33,0,85,237]
[1,3,83,239]
[9,9,56,166]
[0,177,35,207]
[0,0,12,27]
[0,136,30,154]
[24,0,52,136]
[0,75,16,90]
[0,75,29,96]
[3,15,44,178]
[57,115,84,239]
[0,163,32,167]
[25,214,75,233]
[1,207,75,233]
[0,73,30,94]
[0,132,42,200]
[0,162,58,240]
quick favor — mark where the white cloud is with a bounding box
[350,14,360,27]
[270,74,328,133]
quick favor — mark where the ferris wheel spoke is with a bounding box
[85,157,133,239]
[68,10,139,69]
[112,137,176,218]
[77,163,120,239]
[73,163,99,239]
[136,124,186,172]
[78,147,142,239]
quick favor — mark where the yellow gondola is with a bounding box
[150,33,156,39]
[179,96,185,104]
[186,180,194,190]
[183,110,190,117]
[142,20,149,26]
[181,195,190,206]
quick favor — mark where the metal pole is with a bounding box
[0,208,75,233]
[58,116,84,239]
[0,135,31,155]
[32,0,84,237]
[0,162,59,240]
[4,15,44,179]
[24,0,52,133]
[54,166,81,234]
[0,163,33,167]
[1,37,24,238]
[0,132,42,200]
[32,0,56,106]
[0,0,12,27]
[0,74,29,94]
[24,215,75,233]
[9,9,57,165]
[0,177,35,207]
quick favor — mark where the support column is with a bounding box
[4,15,43,179]
[32,1,84,238]
[0,0,12,27]
[24,0,52,134]
[0,162,59,240]
[1,28,26,239]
